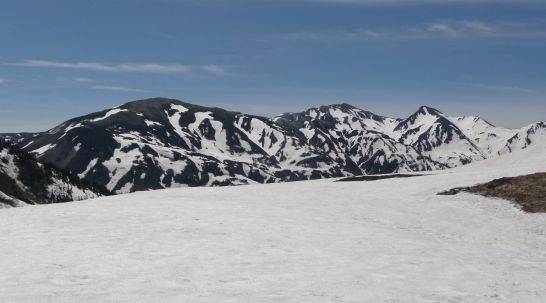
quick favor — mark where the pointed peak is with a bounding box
[416,106,444,116]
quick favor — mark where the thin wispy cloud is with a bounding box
[453,81,537,94]
[308,0,546,5]
[0,78,6,84]
[5,60,232,76]
[467,83,536,94]
[460,21,494,33]
[279,19,546,42]
[91,85,151,93]
[426,23,459,36]
[201,64,236,76]
[7,60,191,74]
[74,77,93,83]
[422,20,508,37]
[281,29,381,42]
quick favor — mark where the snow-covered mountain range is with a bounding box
[14,98,546,194]
[0,140,107,208]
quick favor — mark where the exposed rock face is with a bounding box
[0,140,107,208]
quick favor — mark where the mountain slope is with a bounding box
[16,98,546,193]
[0,140,107,208]
[499,122,546,155]
[273,103,445,174]
[451,116,515,156]
[20,98,355,193]
[391,106,486,166]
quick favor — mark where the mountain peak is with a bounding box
[316,103,360,112]
[121,97,185,109]
[416,106,444,116]
[333,103,359,109]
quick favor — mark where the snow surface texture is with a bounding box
[19,99,546,194]
[1,144,546,302]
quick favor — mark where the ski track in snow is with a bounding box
[1,146,546,302]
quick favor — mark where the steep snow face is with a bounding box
[166,103,189,141]
[17,99,546,193]
[500,122,546,154]
[274,103,400,136]
[1,145,546,302]
[392,106,486,167]
[346,131,445,173]
[0,141,104,207]
[452,116,516,156]
[233,114,341,175]
[273,104,442,175]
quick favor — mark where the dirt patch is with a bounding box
[337,174,424,182]
[438,173,546,213]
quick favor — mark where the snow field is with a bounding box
[1,145,546,302]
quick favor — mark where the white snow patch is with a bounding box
[167,104,189,142]
[144,120,162,127]
[31,144,55,155]
[74,143,82,152]
[78,158,98,179]
[88,108,128,123]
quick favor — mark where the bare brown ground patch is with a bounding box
[439,172,546,213]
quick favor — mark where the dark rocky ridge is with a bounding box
[0,140,109,207]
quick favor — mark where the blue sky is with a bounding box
[1,0,545,132]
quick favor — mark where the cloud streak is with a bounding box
[8,60,191,74]
[467,83,536,94]
[308,0,546,5]
[201,64,236,76]
[281,28,381,42]
[74,77,93,83]
[5,60,231,76]
[278,20,546,42]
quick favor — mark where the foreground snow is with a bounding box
[1,146,546,302]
